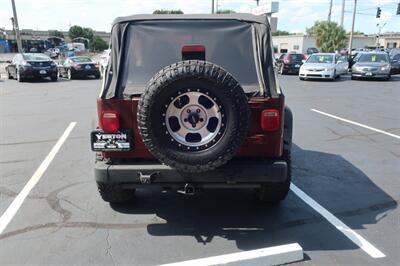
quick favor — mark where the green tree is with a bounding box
[91,36,108,52]
[306,21,347,52]
[217,9,236,14]
[68,25,84,40]
[272,30,290,36]
[153,9,183,14]
[82,27,94,41]
[69,26,93,41]
[49,30,64,39]
[68,25,95,49]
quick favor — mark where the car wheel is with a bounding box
[96,182,135,203]
[51,76,58,82]
[138,60,250,173]
[279,65,286,75]
[95,74,101,79]
[331,70,337,81]
[67,69,72,80]
[17,70,24,82]
[351,75,357,80]
[255,150,291,204]
[299,77,305,81]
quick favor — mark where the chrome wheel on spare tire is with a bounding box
[138,60,250,173]
[164,90,225,151]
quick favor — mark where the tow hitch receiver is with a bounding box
[178,183,195,195]
[138,172,157,184]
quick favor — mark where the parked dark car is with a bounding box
[276,52,305,74]
[390,53,400,75]
[58,56,100,80]
[6,53,58,82]
[306,47,319,55]
[351,52,391,80]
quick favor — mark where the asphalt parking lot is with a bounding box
[0,74,399,265]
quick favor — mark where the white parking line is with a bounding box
[290,183,386,258]
[311,109,400,140]
[159,243,303,266]
[0,122,77,234]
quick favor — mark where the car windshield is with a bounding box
[358,54,388,63]
[307,54,334,63]
[122,20,260,94]
[71,57,92,63]
[290,54,304,61]
[23,54,51,61]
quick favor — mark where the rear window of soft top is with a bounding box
[121,20,260,95]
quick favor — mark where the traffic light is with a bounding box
[376,7,382,18]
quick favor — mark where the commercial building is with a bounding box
[379,33,400,48]
[272,33,399,54]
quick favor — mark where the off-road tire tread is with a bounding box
[96,182,135,203]
[256,150,291,203]
[137,60,250,173]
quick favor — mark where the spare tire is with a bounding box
[138,60,250,173]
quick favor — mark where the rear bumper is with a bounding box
[71,69,100,77]
[20,68,58,78]
[299,69,335,79]
[95,158,288,188]
[283,64,301,73]
[352,71,390,78]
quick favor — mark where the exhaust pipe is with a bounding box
[178,183,195,195]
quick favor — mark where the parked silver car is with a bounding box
[351,52,391,80]
[299,53,348,81]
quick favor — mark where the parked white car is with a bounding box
[299,53,348,81]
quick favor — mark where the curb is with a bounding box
[159,243,303,266]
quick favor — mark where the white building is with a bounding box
[272,34,378,54]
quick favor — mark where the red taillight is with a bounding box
[182,45,206,53]
[101,111,120,133]
[261,109,280,132]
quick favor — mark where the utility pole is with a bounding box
[255,0,260,6]
[376,22,386,49]
[328,0,333,22]
[348,0,357,56]
[340,0,345,27]
[10,0,23,52]
[212,0,215,14]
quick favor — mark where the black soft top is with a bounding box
[112,13,270,25]
[102,14,279,99]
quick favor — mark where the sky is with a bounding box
[0,0,399,34]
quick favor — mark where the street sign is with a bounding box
[269,17,278,33]
[252,1,279,15]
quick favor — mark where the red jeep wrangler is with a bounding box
[91,14,293,204]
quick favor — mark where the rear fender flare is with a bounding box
[283,106,293,151]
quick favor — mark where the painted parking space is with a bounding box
[0,75,399,265]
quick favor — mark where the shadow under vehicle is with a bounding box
[111,144,396,256]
